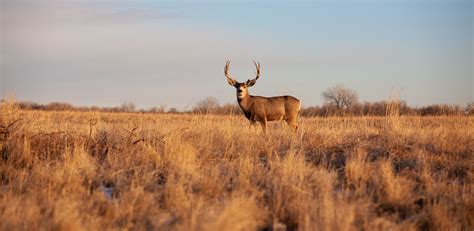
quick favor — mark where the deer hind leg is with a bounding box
[258,119,267,134]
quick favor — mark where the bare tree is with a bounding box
[120,102,136,112]
[168,107,178,114]
[193,97,220,114]
[465,102,474,116]
[322,84,358,115]
[149,105,167,113]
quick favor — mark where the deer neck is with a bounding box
[237,95,253,112]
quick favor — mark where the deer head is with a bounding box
[224,60,260,99]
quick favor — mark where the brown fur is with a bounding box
[225,61,301,133]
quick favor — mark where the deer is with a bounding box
[224,60,301,133]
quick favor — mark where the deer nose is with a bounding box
[237,89,243,93]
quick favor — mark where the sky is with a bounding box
[1,0,472,109]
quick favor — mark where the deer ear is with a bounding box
[246,79,257,87]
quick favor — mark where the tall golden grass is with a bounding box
[0,101,472,230]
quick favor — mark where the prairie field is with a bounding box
[0,102,472,231]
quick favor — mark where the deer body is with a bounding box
[225,61,301,133]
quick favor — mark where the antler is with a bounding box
[253,61,260,80]
[244,61,261,87]
[224,60,237,85]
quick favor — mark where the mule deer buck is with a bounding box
[224,60,301,133]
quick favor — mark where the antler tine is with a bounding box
[226,60,231,70]
[253,60,260,80]
[224,60,236,83]
[224,60,230,76]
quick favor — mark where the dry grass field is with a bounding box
[0,101,472,230]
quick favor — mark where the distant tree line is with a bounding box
[14,99,473,117]
[11,85,474,116]
[14,100,243,115]
[301,101,472,117]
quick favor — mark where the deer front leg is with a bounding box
[248,120,258,132]
[285,115,299,132]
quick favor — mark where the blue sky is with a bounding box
[1,0,472,109]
